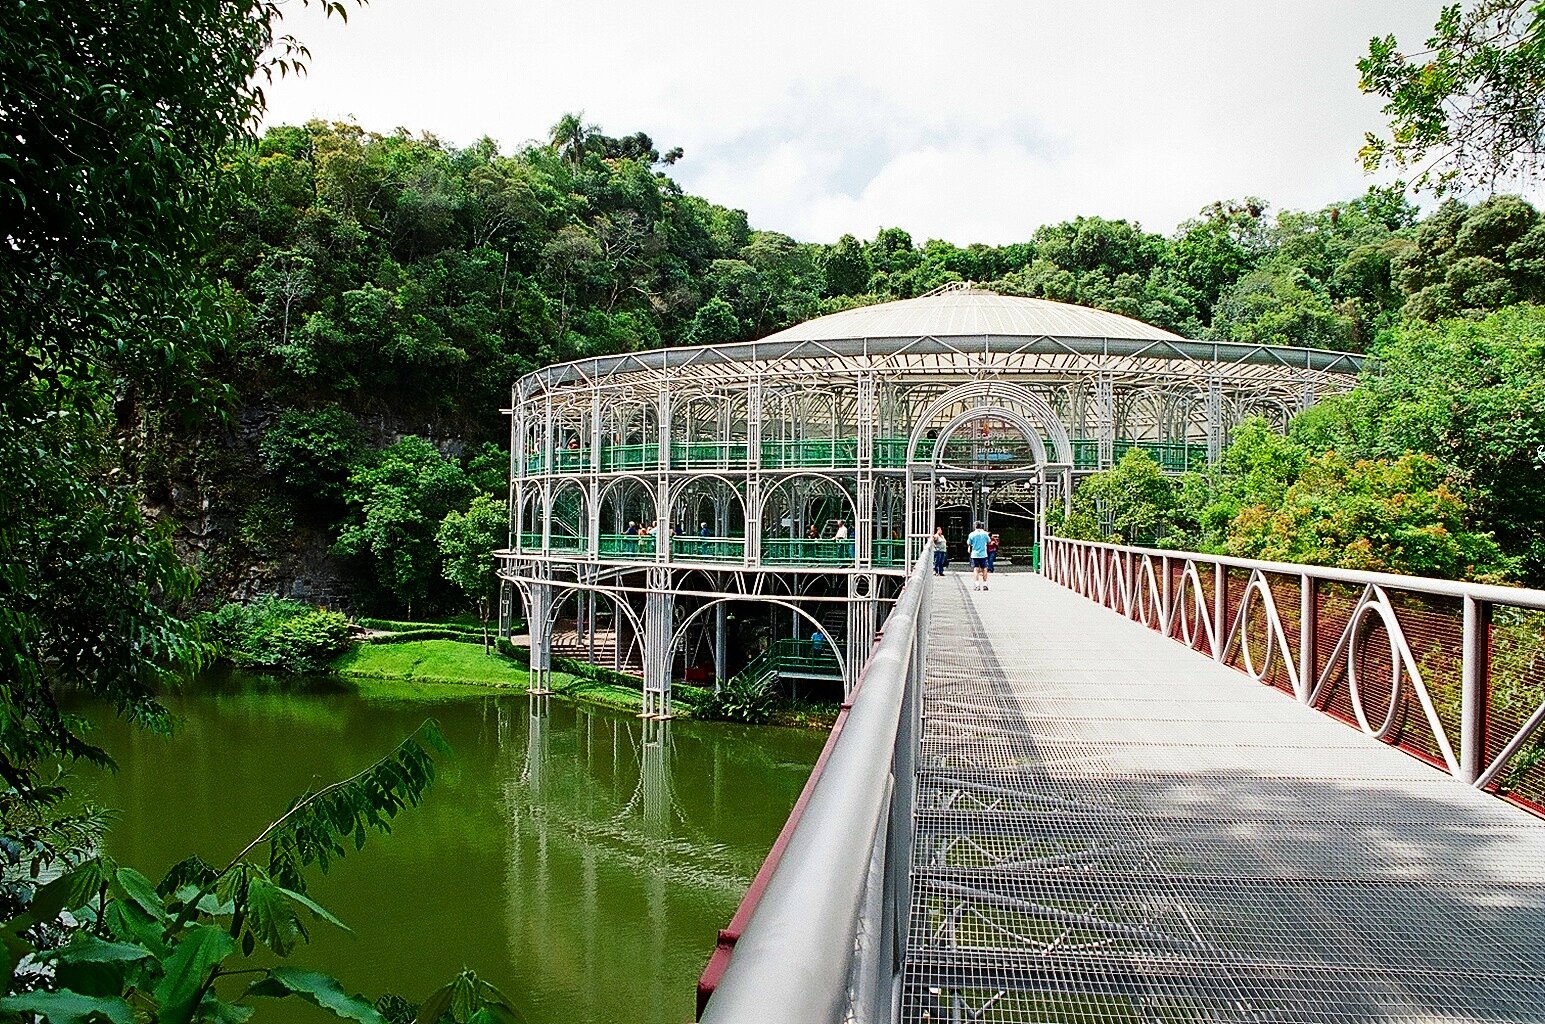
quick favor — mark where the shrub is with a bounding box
[695,672,778,724]
[357,617,485,635]
[267,609,352,671]
[206,597,352,673]
[362,629,485,645]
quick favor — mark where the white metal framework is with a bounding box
[496,287,1362,715]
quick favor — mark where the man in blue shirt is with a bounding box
[967,521,991,591]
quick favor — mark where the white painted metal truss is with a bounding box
[497,292,1363,718]
[1044,536,1545,797]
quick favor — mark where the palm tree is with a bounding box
[548,112,597,166]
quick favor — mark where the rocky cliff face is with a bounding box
[142,402,476,613]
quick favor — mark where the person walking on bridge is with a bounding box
[968,521,991,591]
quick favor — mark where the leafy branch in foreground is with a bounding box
[0,721,472,1024]
[1360,0,1545,193]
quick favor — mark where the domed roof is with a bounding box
[515,284,1363,398]
[758,287,1185,345]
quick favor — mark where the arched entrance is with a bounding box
[903,382,1073,567]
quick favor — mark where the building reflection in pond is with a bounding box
[85,682,822,1024]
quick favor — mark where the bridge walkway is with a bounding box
[905,571,1545,1022]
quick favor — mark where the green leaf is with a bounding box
[411,972,524,1024]
[203,998,255,1024]
[245,878,304,955]
[413,979,454,1024]
[115,866,167,921]
[152,925,237,1024]
[30,858,112,923]
[0,990,134,1024]
[276,884,352,932]
[47,932,152,966]
[248,968,387,1024]
[103,898,168,957]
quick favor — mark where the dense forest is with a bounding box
[154,118,1545,615]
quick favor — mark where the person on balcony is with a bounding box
[931,526,948,577]
[624,520,639,554]
[834,520,850,560]
[805,524,818,541]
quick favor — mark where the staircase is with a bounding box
[549,621,644,675]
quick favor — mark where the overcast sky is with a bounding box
[263,0,1450,244]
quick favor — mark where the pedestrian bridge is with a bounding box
[697,539,1545,1023]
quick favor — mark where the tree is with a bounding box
[822,234,873,296]
[336,437,474,617]
[548,112,599,166]
[1065,449,1178,546]
[1208,262,1354,349]
[0,0,357,812]
[683,296,742,344]
[1360,1,1545,194]
[259,407,365,510]
[1299,304,1545,582]
[1227,451,1511,579]
[1390,195,1545,319]
[437,495,508,652]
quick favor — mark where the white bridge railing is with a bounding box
[1043,536,1545,805]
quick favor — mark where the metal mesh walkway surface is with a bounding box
[904,572,1545,1023]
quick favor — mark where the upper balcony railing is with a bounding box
[522,437,1211,475]
[1042,535,1545,810]
[511,532,909,569]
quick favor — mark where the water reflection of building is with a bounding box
[497,702,764,1023]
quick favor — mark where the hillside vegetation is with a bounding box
[147,119,1545,610]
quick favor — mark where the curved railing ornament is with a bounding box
[1041,535,1545,802]
[1222,569,1303,700]
[1170,559,1217,656]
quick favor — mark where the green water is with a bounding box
[79,673,825,1024]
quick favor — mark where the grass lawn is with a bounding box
[330,640,671,716]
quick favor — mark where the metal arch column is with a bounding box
[497,578,515,638]
[1206,376,1225,467]
[745,379,763,563]
[643,565,674,718]
[1095,372,1115,470]
[855,371,876,570]
[1299,380,1319,413]
[656,382,673,563]
[528,570,554,695]
[845,573,878,700]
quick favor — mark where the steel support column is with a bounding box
[643,565,674,718]
[528,575,554,694]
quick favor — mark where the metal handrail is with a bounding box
[1042,535,1545,797]
[696,550,930,1023]
[1048,534,1545,611]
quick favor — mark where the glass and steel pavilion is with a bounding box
[495,285,1362,716]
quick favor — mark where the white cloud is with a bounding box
[262,0,1486,242]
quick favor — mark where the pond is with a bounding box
[79,672,826,1024]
